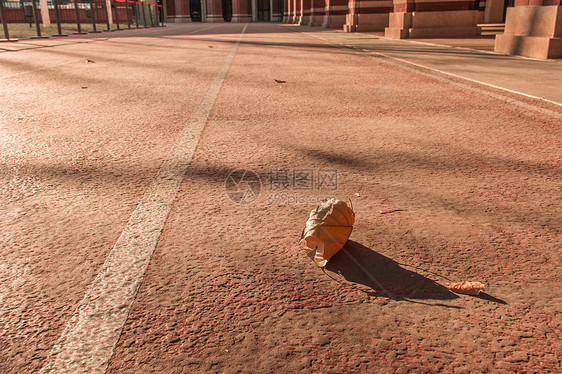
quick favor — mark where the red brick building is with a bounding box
[165,0,283,22]
[164,0,561,59]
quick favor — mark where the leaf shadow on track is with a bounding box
[475,292,507,305]
[325,240,459,302]
[324,241,508,307]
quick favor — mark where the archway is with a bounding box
[189,0,202,21]
[257,0,270,21]
[222,0,232,21]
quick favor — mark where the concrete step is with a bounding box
[478,23,505,35]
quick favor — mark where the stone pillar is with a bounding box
[309,0,325,24]
[282,0,289,21]
[484,0,504,23]
[300,0,312,22]
[290,0,300,23]
[40,0,51,27]
[106,0,114,24]
[233,0,252,21]
[322,0,348,27]
[272,0,283,20]
[344,0,392,31]
[495,1,561,59]
[167,0,191,22]
[251,0,257,20]
[384,0,481,38]
[202,0,208,20]
[206,0,224,21]
[294,0,302,21]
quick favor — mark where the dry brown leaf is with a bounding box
[447,281,485,295]
[300,199,355,267]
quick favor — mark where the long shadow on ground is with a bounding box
[325,240,458,301]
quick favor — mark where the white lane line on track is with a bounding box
[367,52,562,119]
[40,24,248,374]
[295,30,562,119]
[373,52,562,108]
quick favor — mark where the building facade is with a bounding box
[165,0,283,22]
[164,0,561,59]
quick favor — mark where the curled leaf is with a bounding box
[447,281,485,295]
[300,199,355,267]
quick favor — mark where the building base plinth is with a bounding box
[309,14,325,26]
[322,15,346,28]
[496,34,562,59]
[167,15,193,22]
[494,5,562,59]
[384,10,481,39]
[344,13,389,32]
[232,15,252,22]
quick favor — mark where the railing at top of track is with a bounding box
[0,0,164,41]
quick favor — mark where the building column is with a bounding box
[299,0,312,22]
[288,0,296,21]
[344,0,392,31]
[251,0,257,20]
[495,0,561,59]
[106,0,114,23]
[293,0,302,21]
[483,0,504,23]
[283,0,290,21]
[206,0,224,21]
[40,0,51,27]
[272,0,283,20]
[167,0,191,22]
[322,0,348,27]
[233,0,252,21]
[384,0,481,38]
[309,0,325,24]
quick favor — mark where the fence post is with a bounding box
[0,0,10,40]
[102,0,110,30]
[89,0,99,32]
[73,0,85,33]
[134,1,139,28]
[125,0,131,28]
[30,0,43,38]
[143,2,147,27]
[113,0,120,30]
[148,3,153,27]
[53,0,65,36]
[140,2,146,27]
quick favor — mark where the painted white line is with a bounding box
[301,31,562,118]
[366,52,562,119]
[375,52,562,108]
[40,24,248,374]
[365,33,550,62]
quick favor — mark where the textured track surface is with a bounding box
[1,23,561,373]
